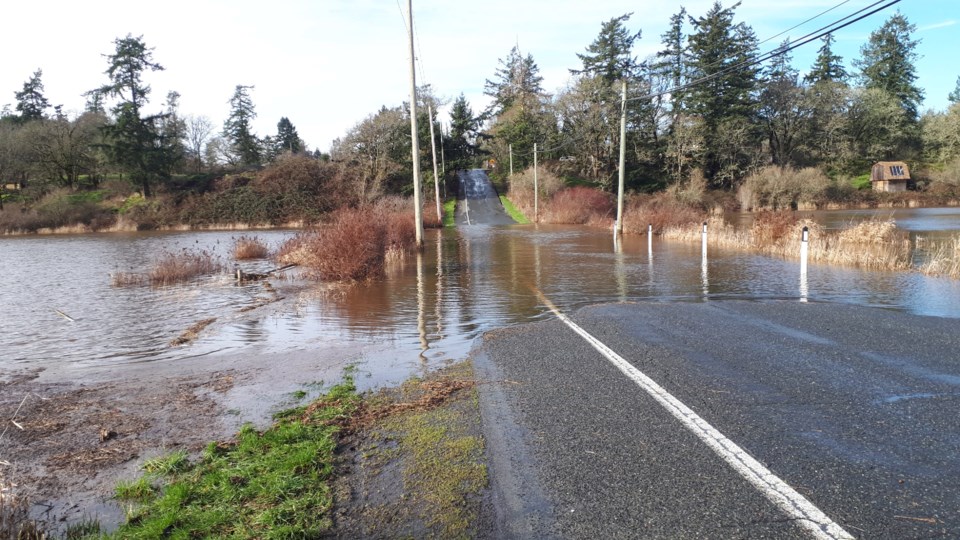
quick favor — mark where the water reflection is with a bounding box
[3,219,960,376]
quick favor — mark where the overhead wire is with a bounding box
[626,0,902,103]
[509,0,900,156]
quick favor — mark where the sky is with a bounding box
[1,0,956,153]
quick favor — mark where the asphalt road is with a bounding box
[456,169,516,226]
[474,300,960,539]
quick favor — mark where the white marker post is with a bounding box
[701,222,708,258]
[701,222,709,297]
[648,223,653,260]
[800,226,809,303]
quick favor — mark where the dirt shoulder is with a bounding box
[1,356,491,538]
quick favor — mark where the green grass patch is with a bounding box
[499,195,530,224]
[66,190,107,204]
[852,173,872,190]
[442,198,457,227]
[109,378,359,539]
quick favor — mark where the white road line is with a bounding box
[534,291,854,540]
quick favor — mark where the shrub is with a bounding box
[544,187,614,225]
[280,208,388,282]
[737,166,832,210]
[233,235,270,260]
[621,192,706,234]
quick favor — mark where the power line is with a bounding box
[755,0,853,48]
[627,0,902,104]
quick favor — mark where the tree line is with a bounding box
[473,3,960,191]
[0,34,311,203]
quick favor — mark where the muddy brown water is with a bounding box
[1,214,959,532]
[2,218,958,383]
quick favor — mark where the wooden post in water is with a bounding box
[406,0,424,248]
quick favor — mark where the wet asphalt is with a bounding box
[456,171,960,539]
[456,169,517,226]
[475,301,960,539]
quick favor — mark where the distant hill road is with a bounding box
[456,169,516,226]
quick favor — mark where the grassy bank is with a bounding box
[29,362,486,539]
[109,379,359,538]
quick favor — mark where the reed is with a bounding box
[0,493,46,540]
[147,249,224,286]
[232,235,270,260]
[663,213,913,271]
[110,271,146,287]
[919,236,960,278]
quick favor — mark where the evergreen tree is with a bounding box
[686,1,761,185]
[948,76,960,104]
[854,12,923,120]
[14,69,50,123]
[448,94,478,169]
[92,34,168,197]
[276,117,304,154]
[483,46,545,116]
[223,85,261,167]
[571,13,641,84]
[482,47,553,172]
[804,34,847,86]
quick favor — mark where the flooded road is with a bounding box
[2,218,959,383]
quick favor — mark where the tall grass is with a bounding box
[663,212,913,271]
[920,236,960,278]
[0,493,47,540]
[147,249,224,286]
[232,235,270,260]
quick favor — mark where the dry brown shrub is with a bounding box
[737,166,831,211]
[147,249,224,286]
[544,187,614,225]
[421,201,444,229]
[622,192,706,234]
[751,210,802,248]
[232,235,270,260]
[278,202,422,282]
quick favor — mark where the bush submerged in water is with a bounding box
[278,200,420,282]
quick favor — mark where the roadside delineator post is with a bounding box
[800,226,809,303]
[648,223,653,260]
[701,222,708,258]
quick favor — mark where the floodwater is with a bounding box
[1,211,959,382]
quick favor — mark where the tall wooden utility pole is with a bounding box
[407,0,424,247]
[428,104,442,223]
[616,79,627,235]
[533,142,539,224]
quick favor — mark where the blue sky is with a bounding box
[1,1,955,152]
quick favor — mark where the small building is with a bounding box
[871,161,911,192]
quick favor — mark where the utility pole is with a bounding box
[616,79,627,235]
[407,0,424,248]
[428,104,442,223]
[534,142,539,224]
[509,144,513,177]
[440,126,446,199]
